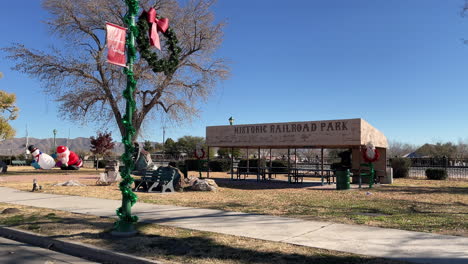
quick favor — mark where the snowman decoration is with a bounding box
[56,146,83,170]
[28,145,56,170]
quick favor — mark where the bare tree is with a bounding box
[456,138,468,159]
[387,140,417,157]
[2,0,228,141]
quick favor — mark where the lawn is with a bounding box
[0,203,407,264]
[1,168,467,236]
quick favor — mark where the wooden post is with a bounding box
[321,147,324,185]
[257,147,261,181]
[247,148,250,176]
[231,147,234,180]
[207,146,210,178]
[287,148,291,183]
[269,148,272,179]
[294,148,297,168]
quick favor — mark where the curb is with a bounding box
[0,226,163,264]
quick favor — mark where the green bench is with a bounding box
[133,166,180,193]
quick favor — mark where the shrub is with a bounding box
[391,157,412,178]
[208,159,231,172]
[330,162,342,171]
[97,159,109,168]
[425,168,448,180]
[175,161,187,178]
[268,160,288,173]
[184,159,204,171]
[237,159,266,173]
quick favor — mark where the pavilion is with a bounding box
[206,118,388,182]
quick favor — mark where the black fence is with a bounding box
[390,157,468,180]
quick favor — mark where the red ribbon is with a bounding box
[147,8,169,50]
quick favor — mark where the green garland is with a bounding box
[136,11,181,75]
[114,2,181,233]
[114,0,139,232]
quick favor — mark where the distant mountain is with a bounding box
[0,137,125,156]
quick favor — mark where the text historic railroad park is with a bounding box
[234,121,348,135]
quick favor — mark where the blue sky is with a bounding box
[1,0,468,145]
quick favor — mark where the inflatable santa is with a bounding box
[56,146,83,170]
[28,145,56,170]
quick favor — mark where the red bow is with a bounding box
[147,8,169,50]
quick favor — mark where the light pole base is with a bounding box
[112,220,137,237]
[111,230,138,237]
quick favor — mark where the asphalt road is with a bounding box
[0,236,97,264]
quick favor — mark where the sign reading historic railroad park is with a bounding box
[206,118,388,148]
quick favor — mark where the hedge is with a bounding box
[237,159,266,173]
[208,159,231,172]
[183,159,231,172]
[268,160,288,173]
[391,157,412,178]
[184,159,206,171]
[425,168,448,180]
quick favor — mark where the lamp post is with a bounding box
[229,116,234,126]
[53,129,57,150]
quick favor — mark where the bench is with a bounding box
[355,163,383,188]
[11,160,27,166]
[133,166,180,193]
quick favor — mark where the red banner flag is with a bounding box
[106,23,127,67]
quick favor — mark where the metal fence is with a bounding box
[390,157,468,180]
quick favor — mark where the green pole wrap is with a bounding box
[114,0,140,233]
[369,162,375,188]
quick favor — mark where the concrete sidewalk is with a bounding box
[0,236,97,264]
[0,187,466,264]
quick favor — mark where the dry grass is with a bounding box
[0,203,407,264]
[1,168,467,236]
[4,166,105,175]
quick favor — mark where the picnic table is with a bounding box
[288,168,334,185]
[234,167,268,181]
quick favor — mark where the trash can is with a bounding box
[381,167,393,184]
[336,169,350,190]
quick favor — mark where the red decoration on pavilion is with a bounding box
[362,143,380,163]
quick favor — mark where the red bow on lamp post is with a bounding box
[147,8,169,50]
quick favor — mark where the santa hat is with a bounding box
[56,146,68,154]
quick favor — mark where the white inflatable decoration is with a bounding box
[30,146,56,169]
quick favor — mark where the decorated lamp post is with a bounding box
[108,0,181,235]
[113,0,140,235]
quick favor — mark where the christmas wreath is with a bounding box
[362,144,380,163]
[135,8,181,75]
[194,148,206,159]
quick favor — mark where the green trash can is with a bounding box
[336,169,350,190]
